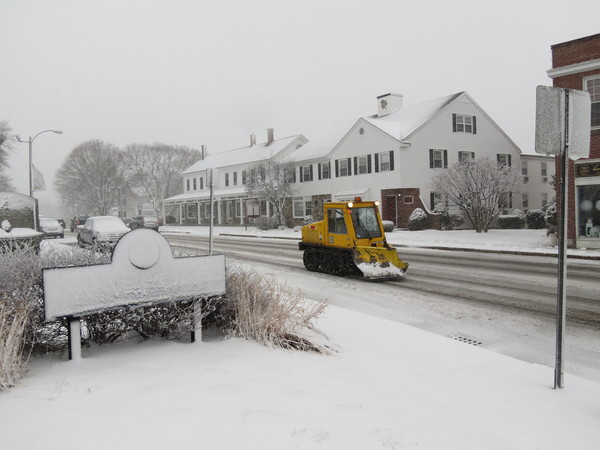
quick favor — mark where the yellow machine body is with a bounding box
[299,198,408,280]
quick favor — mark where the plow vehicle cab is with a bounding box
[298,197,408,280]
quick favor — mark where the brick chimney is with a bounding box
[267,128,274,145]
[377,93,403,117]
[201,144,207,159]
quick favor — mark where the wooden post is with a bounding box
[68,317,82,361]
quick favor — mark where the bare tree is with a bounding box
[431,158,522,233]
[121,143,201,216]
[0,121,14,191]
[54,140,126,215]
[245,160,296,226]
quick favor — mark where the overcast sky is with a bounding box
[1,0,599,216]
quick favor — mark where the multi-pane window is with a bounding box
[225,173,229,187]
[200,177,204,189]
[430,192,443,211]
[429,149,447,169]
[300,165,313,182]
[522,160,528,176]
[458,151,475,163]
[337,158,350,177]
[193,178,197,190]
[522,193,529,209]
[541,162,547,177]
[542,193,548,207]
[186,179,190,191]
[233,172,238,186]
[242,170,247,185]
[453,114,476,134]
[497,154,511,167]
[319,162,331,179]
[285,167,296,183]
[357,156,368,174]
[585,76,600,128]
[293,197,313,218]
[375,151,394,172]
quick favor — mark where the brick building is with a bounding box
[547,33,600,248]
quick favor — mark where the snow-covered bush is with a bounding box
[0,297,30,390]
[544,202,557,227]
[224,265,330,353]
[525,209,546,229]
[433,205,451,230]
[408,208,428,231]
[255,216,270,230]
[382,220,395,232]
[498,214,526,229]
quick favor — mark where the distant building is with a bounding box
[166,92,526,229]
[520,154,556,211]
[547,33,600,248]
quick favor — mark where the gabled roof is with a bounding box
[363,92,462,141]
[182,135,305,174]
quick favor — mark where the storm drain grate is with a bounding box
[448,334,482,346]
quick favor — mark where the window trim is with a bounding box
[584,74,600,130]
[429,149,448,169]
[452,113,477,134]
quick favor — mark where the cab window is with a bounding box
[351,207,382,239]
[328,208,347,234]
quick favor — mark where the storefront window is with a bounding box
[577,185,600,238]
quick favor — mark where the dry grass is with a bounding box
[0,298,31,391]
[225,265,330,354]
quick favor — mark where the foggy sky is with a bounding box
[2,0,599,217]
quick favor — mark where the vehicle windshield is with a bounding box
[40,218,60,227]
[144,216,157,221]
[94,217,126,228]
[351,207,382,239]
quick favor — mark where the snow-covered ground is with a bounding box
[3,229,599,449]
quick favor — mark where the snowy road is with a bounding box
[164,233,600,381]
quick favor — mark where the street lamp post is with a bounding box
[16,129,63,196]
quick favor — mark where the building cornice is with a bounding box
[547,58,600,79]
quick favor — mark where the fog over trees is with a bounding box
[0,121,14,192]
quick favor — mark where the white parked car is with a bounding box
[39,217,64,239]
[77,216,130,248]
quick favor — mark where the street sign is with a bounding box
[535,85,591,158]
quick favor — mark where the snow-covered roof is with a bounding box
[183,135,304,174]
[164,186,249,203]
[288,120,355,162]
[363,92,462,141]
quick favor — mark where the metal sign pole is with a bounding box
[554,89,569,389]
[209,168,214,255]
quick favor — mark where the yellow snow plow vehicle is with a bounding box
[298,197,408,280]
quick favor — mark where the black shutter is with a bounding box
[389,150,394,171]
[508,155,512,167]
[430,192,435,211]
[471,152,475,160]
[299,166,304,182]
[309,164,313,181]
[374,153,379,172]
[472,116,477,134]
[348,158,352,176]
[318,163,322,180]
[452,113,457,132]
[429,149,434,168]
[335,160,339,177]
[497,154,501,163]
[353,157,358,175]
[443,150,448,168]
[367,155,372,173]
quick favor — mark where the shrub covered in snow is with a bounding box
[544,202,557,227]
[498,214,526,229]
[382,220,395,232]
[408,208,428,231]
[525,209,546,229]
[433,205,451,230]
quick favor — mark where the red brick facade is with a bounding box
[380,188,441,229]
[550,33,600,246]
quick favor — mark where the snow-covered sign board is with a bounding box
[535,85,591,159]
[43,229,226,321]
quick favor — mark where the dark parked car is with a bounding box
[130,216,159,231]
[40,217,64,239]
[70,215,89,232]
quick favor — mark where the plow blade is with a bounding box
[352,246,409,280]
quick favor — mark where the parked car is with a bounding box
[123,218,132,228]
[39,217,64,239]
[130,216,159,231]
[70,215,89,232]
[77,216,130,248]
[57,218,66,229]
